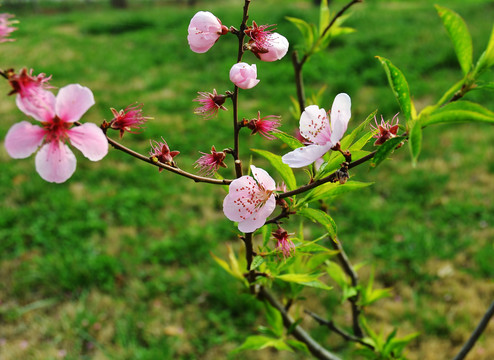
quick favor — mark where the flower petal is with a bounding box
[223,175,258,222]
[35,141,76,183]
[4,121,46,159]
[238,195,276,233]
[282,143,332,168]
[16,89,56,122]
[55,84,95,123]
[251,165,276,191]
[299,105,331,145]
[67,123,108,161]
[330,93,351,144]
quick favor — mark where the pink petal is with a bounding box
[16,89,56,122]
[258,33,289,62]
[330,93,351,144]
[67,123,108,161]
[35,141,76,183]
[238,195,276,233]
[55,84,95,123]
[282,143,332,168]
[187,11,222,53]
[223,175,259,222]
[299,105,331,145]
[4,121,46,159]
[251,165,276,191]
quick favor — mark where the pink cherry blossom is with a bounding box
[272,227,295,259]
[246,111,281,140]
[193,89,227,119]
[109,103,151,138]
[229,62,260,89]
[282,93,351,168]
[4,84,108,183]
[371,113,400,145]
[194,145,227,176]
[187,11,228,53]
[253,33,289,62]
[223,165,276,233]
[0,13,17,43]
[149,137,180,170]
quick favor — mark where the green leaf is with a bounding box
[251,255,265,271]
[408,120,422,167]
[232,335,293,354]
[474,24,494,76]
[251,148,297,191]
[435,5,473,75]
[340,109,378,150]
[286,339,310,354]
[376,56,415,122]
[286,16,314,51]
[264,301,284,337]
[421,100,494,126]
[273,131,304,150]
[319,0,330,35]
[370,136,406,169]
[211,250,248,286]
[275,273,332,290]
[326,260,350,288]
[297,207,337,239]
[301,181,374,205]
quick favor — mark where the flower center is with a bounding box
[42,116,71,143]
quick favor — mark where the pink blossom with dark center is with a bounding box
[194,145,227,176]
[371,113,400,145]
[0,13,17,43]
[149,137,180,170]
[245,22,289,62]
[272,227,295,259]
[187,11,229,53]
[223,165,276,233]
[246,111,281,140]
[110,103,151,138]
[193,89,227,119]
[245,21,275,50]
[4,84,108,183]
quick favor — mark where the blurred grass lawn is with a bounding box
[0,0,493,359]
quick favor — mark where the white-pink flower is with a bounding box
[187,11,228,53]
[223,165,276,233]
[229,62,260,90]
[4,84,108,183]
[282,93,351,168]
[256,33,289,62]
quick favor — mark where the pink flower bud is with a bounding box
[229,62,260,90]
[187,11,228,54]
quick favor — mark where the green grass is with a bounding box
[0,0,493,359]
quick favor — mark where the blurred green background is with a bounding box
[0,0,493,359]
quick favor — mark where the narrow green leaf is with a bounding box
[232,335,293,354]
[326,261,350,288]
[340,109,378,150]
[286,16,314,51]
[273,130,304,150]
[408,120,422,167]
[251,255,265,271]
[474,24,494,76]
[319,0,330,35]
[422,100,494,126]
[264,301,284,338]
[251,148,297,191]
[276,273,332,290]
[435,5,473,75]
[376,56,414,122]
[286,339,310,354]
[301,181,374,204]
[370,136,406,169]
[297,207,337,239]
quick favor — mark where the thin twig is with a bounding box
[304,309,373,350]
[453,301,494,360]
[259,287,343,360]
[105,135,232,185]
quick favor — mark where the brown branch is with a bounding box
[453,300,494,360]
[330,237,363,338]
[304,309,373,350]
[259,287,343,360]
[104,134,232,185]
